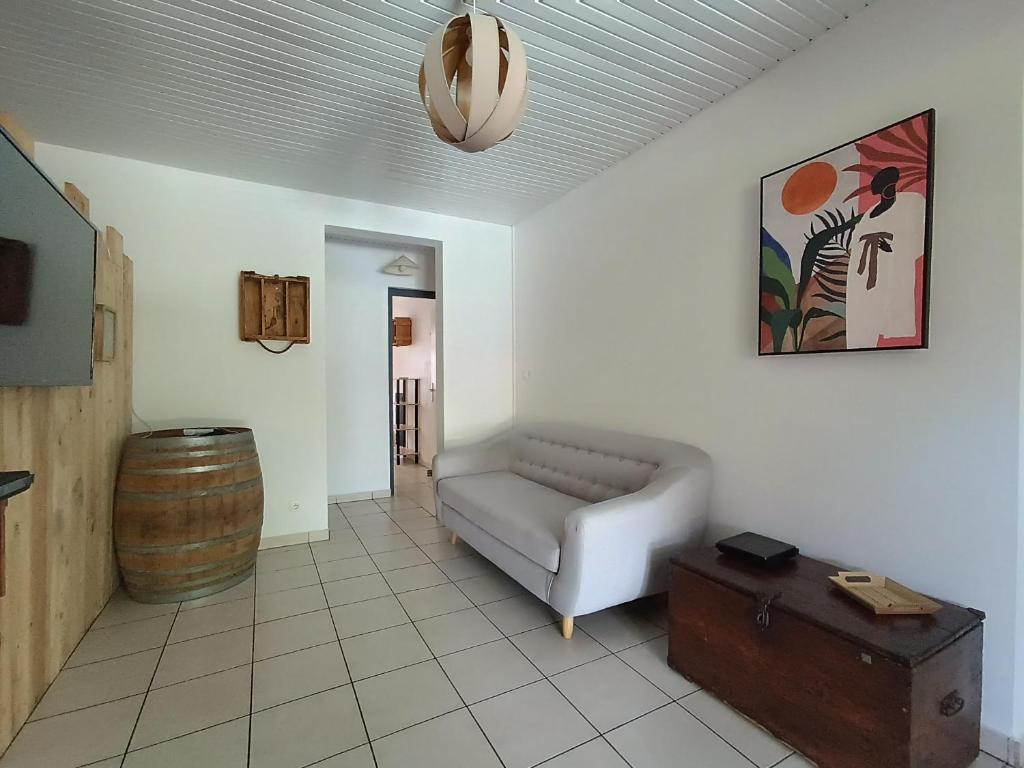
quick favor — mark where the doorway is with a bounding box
[388,288,437,496]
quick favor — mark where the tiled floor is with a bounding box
[1,467,1010,768]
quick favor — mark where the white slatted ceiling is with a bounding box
[0,0,872,223]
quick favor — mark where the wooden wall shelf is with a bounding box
[239,271,310,344]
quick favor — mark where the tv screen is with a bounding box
[0,127,97,386]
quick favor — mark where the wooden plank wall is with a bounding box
[0,114,134,753]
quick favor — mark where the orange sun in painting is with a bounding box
[781,161,838,215]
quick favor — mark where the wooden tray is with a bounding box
[829,571,942,615]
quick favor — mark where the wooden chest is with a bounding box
[668,550,984,768]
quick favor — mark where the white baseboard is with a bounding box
[260,529,330,550]
[981,725,1022,766]
[329,491,372,503]
[328,489,393,504]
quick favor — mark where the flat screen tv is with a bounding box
[0,125,97,386]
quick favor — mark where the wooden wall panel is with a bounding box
[0,116,133,754]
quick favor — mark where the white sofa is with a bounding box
[433,422,712,638]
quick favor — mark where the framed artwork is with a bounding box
[759,109,934,355]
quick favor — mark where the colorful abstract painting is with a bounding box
[759,110,934,355]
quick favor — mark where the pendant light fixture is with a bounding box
[418,2,528,153]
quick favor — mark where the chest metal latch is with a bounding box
[755,592,781,632]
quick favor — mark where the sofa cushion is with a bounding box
[436,470,583,571]
[508,428,661,503]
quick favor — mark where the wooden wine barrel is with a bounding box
[114,427,264,603]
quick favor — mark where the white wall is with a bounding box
[393,295,438,469]
[513,0,1024,743]
[34,144,514,539]
[325,243,434,497]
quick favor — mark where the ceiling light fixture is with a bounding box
[383,255,421,276]
[418,4,528,153]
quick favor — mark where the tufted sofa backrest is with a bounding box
[508,422,706,504]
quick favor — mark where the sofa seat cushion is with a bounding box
[436,471,583,571]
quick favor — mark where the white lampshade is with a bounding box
[418,13,528,153]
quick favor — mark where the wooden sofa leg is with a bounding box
[449,531,459,546]
[561,616,574,639]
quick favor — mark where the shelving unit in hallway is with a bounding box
[394,377,421,466]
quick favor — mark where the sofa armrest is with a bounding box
[549,462,711,617]
[432,431,512,486]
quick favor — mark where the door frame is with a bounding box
[388,287,437,496]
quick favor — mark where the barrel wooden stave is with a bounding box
[114,427,264,603]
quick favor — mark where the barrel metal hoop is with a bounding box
[115,476,262,502]
[125,566,255,604]
[116,523,262,555]
[119,456,260,476]
[120,549,257,579]
[126,430,254,450]
[122,447,256,461]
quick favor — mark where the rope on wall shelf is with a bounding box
[256,340,295,355]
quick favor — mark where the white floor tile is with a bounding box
[317,556,379,583]
[0,695,144,768]
[123,717,248,768]
[415,607,503,656]
[615,635,699,699]
[398,517,443,533]
[383,563,449,594]
[420,539,473,562]
[254,609,337,661]
[480,594,558,636]
[256,565,320,594]
[67,614,174,668]
[354,660,462,739]
[437,554,497,581]
[31,649,160,720]
[308,744,375,767]
[371,547,431,572]
[311,538,368,564]
[576,606,665,652]
[538,738,630,768]
[680,690,792,767]
[130,666,251,750]
[152,626,253,688]
[92,591,179,630]
[340,500,383,518]
[168,598,253,644]
[407,527,450,546]
[471,680,597,768]
[773,753,817,767]
[250,686,367,768]
[360,532,417,554]
[323,573,392,607]
[373,708,502,768]
[511,625,608,676]
[256,583,327,623]
[352,518,403,537]
[341,623,432,680]
[331,595,409,639]
[455,571,525,605]
[256,545,313,572]
[438,639,543,704]
[551,655,670,732]
[375,496,421,512]
[397,583,473,621]
[252,643,350,712]
[605,704,751,768]
[387,507,434,524]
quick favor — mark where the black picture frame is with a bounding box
[758,108,935,356]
